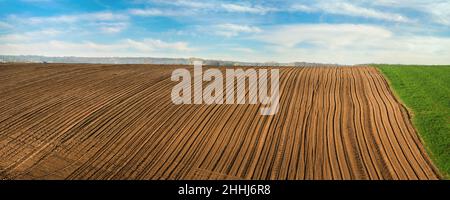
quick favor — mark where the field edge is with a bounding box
[374,65,448,179]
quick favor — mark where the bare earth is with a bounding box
[0,63,439,180]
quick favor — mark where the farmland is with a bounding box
[0,63,440,180]
[377,65,450,178]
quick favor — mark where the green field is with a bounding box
[376,65,450,179]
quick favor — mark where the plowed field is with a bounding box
[0,63,439,180]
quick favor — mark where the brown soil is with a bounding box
[0,63,439,180]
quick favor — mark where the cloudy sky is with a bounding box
[0,0,449,64]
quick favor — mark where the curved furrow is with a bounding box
[256,67,297,179]
[275,67,306,179]
[8,69,175,178]
[363,67,407,179]
[248,67,295,179]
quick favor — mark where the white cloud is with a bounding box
[220,3,273,14]
[321,2,411,23]
[129,8,165,16]
[26,15,79,24]
[144,1,410,22]
[9,11,129,33]
[214,23,261,37]
[128,8,194,17]
[254,24,392,48]
[290,4,316,12]
[251,23,450,64]
[0,38,192,57]
[0,29,63,42]
[155,0,215,9]
[21,12,128,24]
[97,22,128,33]
[371,0,450,26]
[0,21,13,29]
[143,0,275,14]
[125,39,190,51]
[292,1,411,23]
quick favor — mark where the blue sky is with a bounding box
[0,0,449,64]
